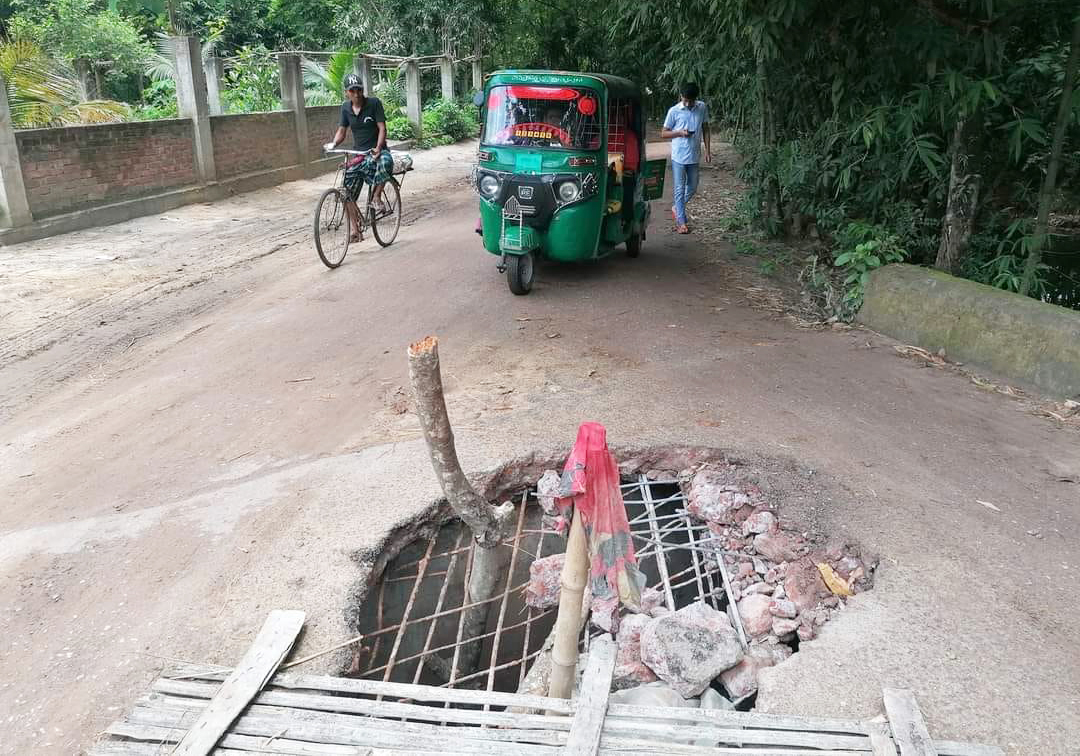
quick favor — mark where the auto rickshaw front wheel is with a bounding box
[626,228,643,258]
[506,252,535,295]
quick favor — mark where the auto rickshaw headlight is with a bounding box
[557,181,581,203]
[479,174,500,198]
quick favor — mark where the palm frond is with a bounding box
[374,69,406,112]
[146,33,176,82]
[58,100,131,125]
[10,101,57,129]
[302,49,358,99]
[304,88,339,106]
[0,37,49,81]
[146,28,222,83]
[7,54,128,128]
[326,50,357,93]
[301,57,331,92]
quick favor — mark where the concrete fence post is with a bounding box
[472,59,483,92]
[0,75,32,228]
[440,56,455,100]
[354,55,373,96]
[203,57,224,116]
[75,58,97,100]
[277,53,309,169]
[172,36,217,183]
[405,59,422,139]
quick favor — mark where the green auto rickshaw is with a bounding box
[471,70,666,294]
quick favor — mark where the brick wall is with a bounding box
[306,106,342,162]
[210,111,299,180]
[16,119,197,219]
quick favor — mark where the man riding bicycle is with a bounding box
[324,73,394,242]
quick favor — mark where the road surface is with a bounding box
[1,141,1077,754]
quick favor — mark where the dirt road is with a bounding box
[1,141,1077,755]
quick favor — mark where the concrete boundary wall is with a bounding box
[858,264,1080,398]
[16,119,198,219]
[210,111,299,180]
[306,106,343,162]
[0,41,443,246]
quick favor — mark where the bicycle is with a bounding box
[313,148,412,269]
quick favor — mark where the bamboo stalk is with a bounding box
[547,506,589,700]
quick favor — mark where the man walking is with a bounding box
[662,83,711,234]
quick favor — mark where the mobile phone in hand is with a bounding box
[686,130,695,136]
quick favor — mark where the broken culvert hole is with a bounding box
[344,453,876,711]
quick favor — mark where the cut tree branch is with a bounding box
[408,335,513,676]
[408,335,503,546]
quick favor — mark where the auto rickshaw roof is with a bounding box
[487,70,641,101]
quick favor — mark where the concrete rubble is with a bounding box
[525,553,565,610]
[525,462,876,707]
[639,601,744,697]
[612,613,658,689]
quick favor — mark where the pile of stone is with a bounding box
[681,465,873,702]
[526,463,876,707]
[683,465,873,640]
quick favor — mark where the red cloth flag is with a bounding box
[555,422,644,631]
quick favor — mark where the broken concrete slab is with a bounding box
[784,558,830,613]
[525,553,565,610]
[719,642,793,702]
[686,469,750,525]
[753,530,807,562]
[640,601,744,697]
[613,613,658,689]
[736,593,774,638]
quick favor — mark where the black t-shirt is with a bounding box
[339,97,386,151]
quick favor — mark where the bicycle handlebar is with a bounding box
[325,147,375,155]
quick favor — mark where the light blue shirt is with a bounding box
[664,100,709,165]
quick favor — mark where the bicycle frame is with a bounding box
[325,148,409,197]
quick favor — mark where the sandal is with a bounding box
[676,224,690,234]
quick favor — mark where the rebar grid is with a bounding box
[357,477,731,700]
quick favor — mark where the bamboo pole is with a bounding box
[547,506,589,700]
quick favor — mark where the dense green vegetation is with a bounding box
[1,0,1077,306]
[606,0,1080,309]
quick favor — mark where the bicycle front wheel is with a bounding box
[371,177,401,248]
[314,188,351,269]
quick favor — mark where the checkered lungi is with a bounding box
[344,148,394,201]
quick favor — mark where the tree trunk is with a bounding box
[167,0,179,33]
[408,336,503,546]
[935,118,982,274]
[75,59,96,100]
[407,336,511,676]
[756,52,782,231]
[1020,17,1080,297]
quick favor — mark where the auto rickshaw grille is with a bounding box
[501,196,526,251]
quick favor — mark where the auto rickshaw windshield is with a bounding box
[482,85,603,150]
